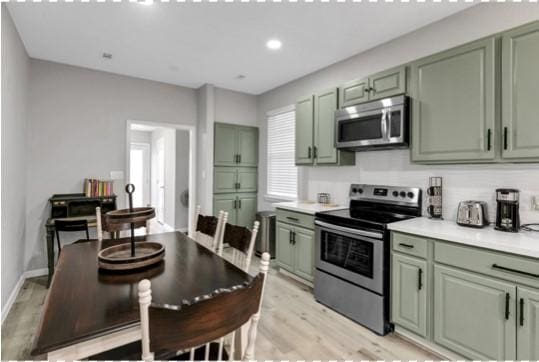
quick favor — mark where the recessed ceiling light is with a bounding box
[235,74,246,80]
[266,39,282,51]
[137,0,153,5]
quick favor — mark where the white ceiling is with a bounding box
[7,2,473,95]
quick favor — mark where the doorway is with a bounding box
[127,121,196,234]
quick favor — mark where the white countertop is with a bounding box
[388,217,539,258]
[273,201,347,215]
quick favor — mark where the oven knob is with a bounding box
[400,191,406,198]
[351,187,358,194]
[392,191,399,197]
[407,192,414,199]
[357,188,363,194]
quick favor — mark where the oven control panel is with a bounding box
[350,184,421,206]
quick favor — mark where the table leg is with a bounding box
[46,226,55,288]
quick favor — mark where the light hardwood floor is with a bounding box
[1,258,438,360]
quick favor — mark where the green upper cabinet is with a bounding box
[391,254,428,338]
[295,95,315,165]
[295,91,355,166]
[339,78,369,107]
[411,38,496,163]
[214,123,258,167]
[236,167,257,193]
[214,123,238,166]
[314,88,339,164]
[369,66,407,101]
[501,22,539,160]
[338,66,407,108]
[214,167,257,194]
[434,265,516,360]
[517,286,539,360]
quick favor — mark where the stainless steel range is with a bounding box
[314,184,422,335]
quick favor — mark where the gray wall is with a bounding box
[1,5,30,309]
[257,3,539,222]
[25,59,197,270]
[175,130,190,229]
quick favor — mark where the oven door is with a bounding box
[315,220,384,295]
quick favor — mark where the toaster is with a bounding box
[456,201,489,228]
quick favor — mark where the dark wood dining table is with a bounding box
[31,231,254,360]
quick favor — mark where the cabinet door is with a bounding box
[434,265,516,360]
[502,22,539,159]
[391,254,428,337]
[236,194,257,228]
[237,127,258,166]
[276,222,295,272]
[213,194,237,225]
[214,123,238,166]
[293,227,315,282]
[339,78,369,107]
[295,96,314,165]
[213,167,237,194]
[517,286,539,360]
[236,167,257,193]
[368,66,407,100]
[411,38,496,162]
[314,88,339,164]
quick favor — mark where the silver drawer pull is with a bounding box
[492,264,539,279]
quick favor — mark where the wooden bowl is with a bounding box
[105,207,156,225]
[98,241,165,271]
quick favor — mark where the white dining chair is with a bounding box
[218,220,260,273]
[192,205,226,253]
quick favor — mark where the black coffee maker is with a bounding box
[495,188,520,232]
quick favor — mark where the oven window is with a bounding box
[320,230,374,278]
[338,115,382,142]
[389,110,401,138]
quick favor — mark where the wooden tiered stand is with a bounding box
[98,184,165,271]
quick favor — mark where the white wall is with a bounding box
[215,87,258,127]
[257,3,539,223]
[25,59,197,270]
[1,5,30,309]
[175,130,190,229]
[131,130,151,144]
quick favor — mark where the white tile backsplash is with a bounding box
[305,150,539,224]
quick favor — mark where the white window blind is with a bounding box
[267,106,298,199]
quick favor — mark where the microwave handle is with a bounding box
[382,109,389,140]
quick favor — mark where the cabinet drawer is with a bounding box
[392,232,428,259]
[435,242,539,289]
[276,209,314,230]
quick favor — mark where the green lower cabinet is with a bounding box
[434,265,516,360]
[213,194,237,225]
[293,227,315,282]
[236,193,257,228]
[276,222,295,272]
[391,253,428,337]
[517,286,539,360]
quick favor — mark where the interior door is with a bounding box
[517,286,539,360]
[295,95,314,165]
[129,143,150,207]
[411,38,496,162]
[501,22,539,159]
[155,137,165,224]
[434,265,516,360]
[314,88,339,164]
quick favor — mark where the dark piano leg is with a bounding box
[46,226,55,287]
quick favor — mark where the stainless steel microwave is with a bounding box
[335,95,409,151]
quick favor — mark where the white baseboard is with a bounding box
[1,274,25,324]
[1,268,49,324]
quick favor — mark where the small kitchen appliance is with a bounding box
[495,188,520,232]
[335,95,409,151]
[456,201,489,228]
[427,177,443,219]
[314,184,422,335]
[317,193,331,204]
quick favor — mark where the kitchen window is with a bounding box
[267,105,298,200]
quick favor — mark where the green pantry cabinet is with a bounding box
[213,123,258,228]
[391,231,539,360]
[295,89,355,166]
[411,21,539,163]
[275,208,315,284]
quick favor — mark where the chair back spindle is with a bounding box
[219,220,260,272]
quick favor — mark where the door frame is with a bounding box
[126,120,197,235]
